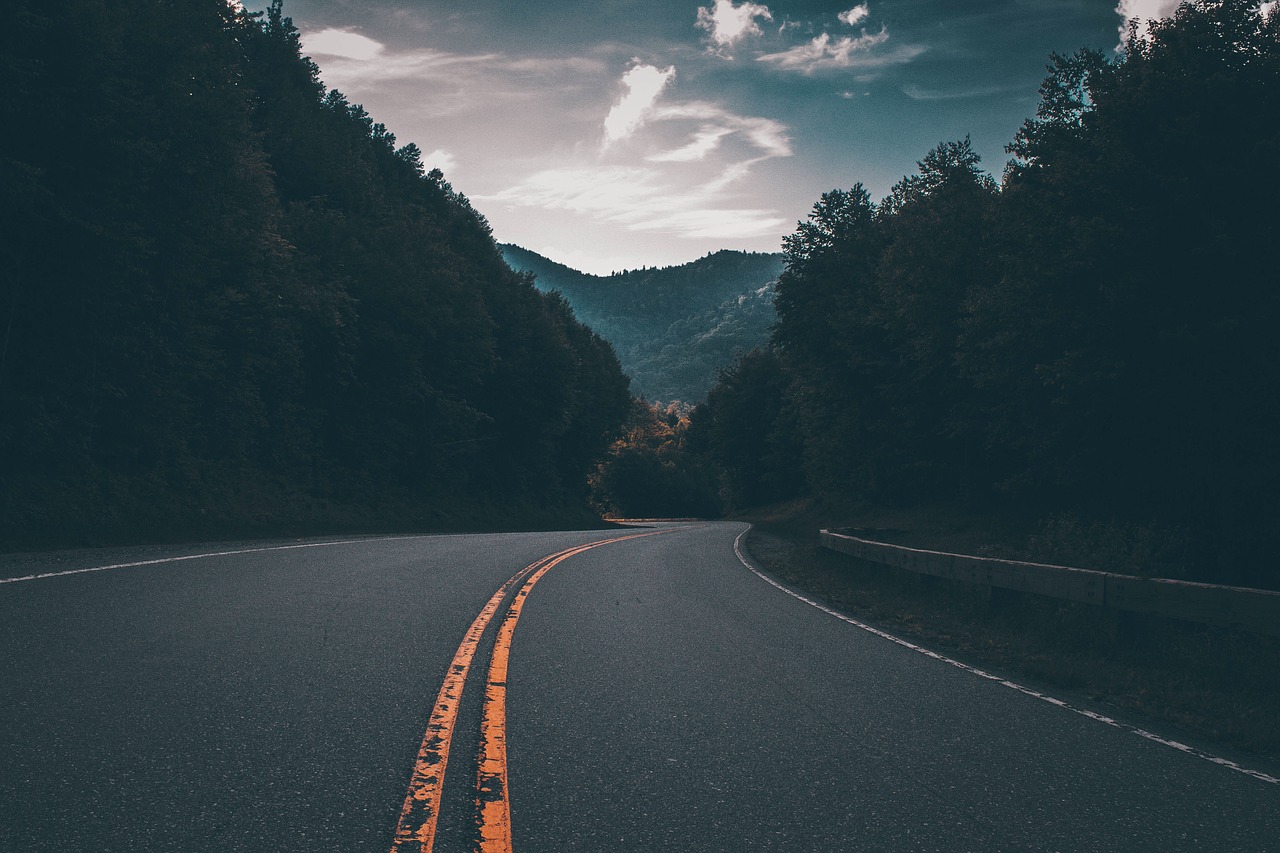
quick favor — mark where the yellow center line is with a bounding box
[475,528,679,853]
[389,544,577,853]
[389,529,678,853]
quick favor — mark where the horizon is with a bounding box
[251,0,1175,275]
[502,241,784,278]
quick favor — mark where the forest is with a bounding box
[639,0,1279,589]
[3,0,1276,593]
[501,245,783,402]
[0,0,632,546]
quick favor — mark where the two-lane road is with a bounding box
[1,522,1276,851]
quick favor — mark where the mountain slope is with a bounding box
[0,0,631,546]
[501,245,784,402]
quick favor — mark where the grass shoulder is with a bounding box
[738,499,1280,765]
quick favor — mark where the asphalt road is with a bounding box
[1,521,1277,851]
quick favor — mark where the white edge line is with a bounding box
[732,527,1280,786]
[0,536,418,585]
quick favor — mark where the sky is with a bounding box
[257,0,1181,274]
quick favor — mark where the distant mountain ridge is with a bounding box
[500,245,784,402]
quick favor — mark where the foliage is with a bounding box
[590,401,721,519]
[0,0,631,545]
[693,0,1280,587]
[501,245,784,403]
[687,348,805,510]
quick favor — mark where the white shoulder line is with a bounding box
[0,537,409,585]
[732,528,1279,786]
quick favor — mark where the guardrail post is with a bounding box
[819,529,1280,637]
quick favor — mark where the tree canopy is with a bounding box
[0,0,632,545]
[691,0,1280,587]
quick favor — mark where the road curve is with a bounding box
[1,522,1277,851]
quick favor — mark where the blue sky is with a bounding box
[262,0,1179,273]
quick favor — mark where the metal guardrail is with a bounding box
[819,529,1280,637]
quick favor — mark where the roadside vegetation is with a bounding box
[1,0,632,547]
[663,0,1280,591]
[589,2,1280,761]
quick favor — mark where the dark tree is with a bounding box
[0,0,632,546]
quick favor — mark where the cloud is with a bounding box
[603,63,677,146]
[303,28,386,61]
[1114,0,1180,45]
[697,0,774,57]
[309,47,499,89]
[696,157,769,194]
[649,102,793,158]
[504,56,609,75]
[479,166,786,241]
[902,83,1021,101]
[630,207,787,239]
[479,57,794,247]
[839,5,870,26]
[757,28,892,73]
[297,24,608,122]
[647,126,735,162]
[422,149,457,174]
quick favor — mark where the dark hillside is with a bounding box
[0,0,631,547]
[501,245,783,402]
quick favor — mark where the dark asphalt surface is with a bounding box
[2,521,1277,851]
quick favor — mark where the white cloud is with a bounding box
[603,63,677,146]
[297,25,605,121]
[647,126,735,162]
[697,0,774,56]
[303,28,385,61]
[650,102,793,158]
[486,167,660,219]
[422,149,457,174]
[839,5,870,26]
[1114,0,1181,45]
[757,28,891,73]
[1263,1,1279,20]
[479,159,787,242]
[696,157,766,194]
[310,48,499,89]
[478,55,795,248]
[629,207,787,239]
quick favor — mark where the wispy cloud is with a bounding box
[650,102,793,158]
[311,48,498,88]
[303,27,385,61]
[603,62,677,146]
[298,26,606,119]
[757,28,892,73]
[482,87,793,244]
[647,126,735,162]
[696,157,770,194]
[479,166,787,240]
[632,206,787,239]
[696,0,774,57]
[902,83,1020,101]
[504,56,609,75]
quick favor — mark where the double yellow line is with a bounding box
[388,529,673,853]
